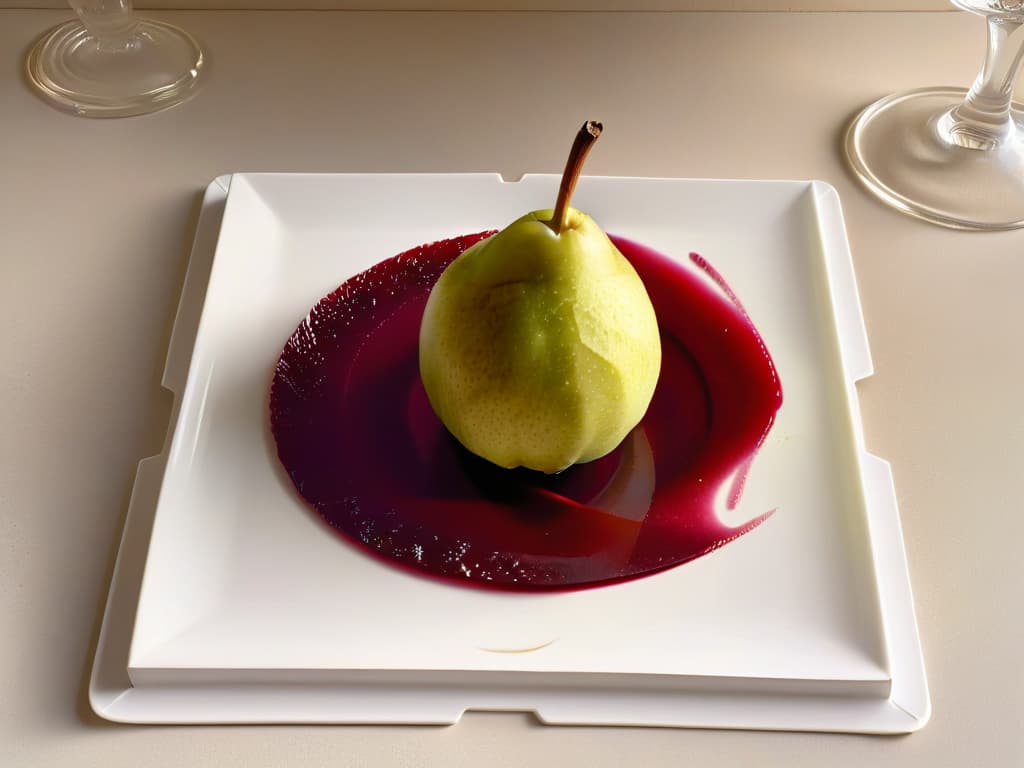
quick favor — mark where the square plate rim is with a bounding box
[88,173,929,732]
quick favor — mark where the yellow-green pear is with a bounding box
[419,122,661,473]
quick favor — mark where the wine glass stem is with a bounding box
[68,0,137,42]
[940,15,1024,150]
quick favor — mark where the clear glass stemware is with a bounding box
[26,0,204,118]
[846,1,1024,230]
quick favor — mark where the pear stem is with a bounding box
[550,120,603,235]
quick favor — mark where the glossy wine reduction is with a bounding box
[270,233,782,590]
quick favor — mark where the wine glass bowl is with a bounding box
[846,1,1024,230]
[26,0,203,118]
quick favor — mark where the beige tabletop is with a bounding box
[2,8,1022,766]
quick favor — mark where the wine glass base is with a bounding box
[26,19,204,118]
[846,87,1024,231]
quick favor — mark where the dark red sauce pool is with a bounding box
[270,233,782,590]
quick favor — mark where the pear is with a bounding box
[419,121,661,474]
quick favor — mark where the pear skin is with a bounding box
[419,206,660,473]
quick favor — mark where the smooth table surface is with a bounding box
[1,8,1021,767]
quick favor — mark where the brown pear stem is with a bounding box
[550,120,602,235]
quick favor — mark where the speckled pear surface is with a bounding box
[419,206,661,473]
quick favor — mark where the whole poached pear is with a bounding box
[419,122,661,474]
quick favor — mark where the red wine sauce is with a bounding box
[270,233,782,590]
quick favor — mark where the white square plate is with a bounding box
[89,173,929,732]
